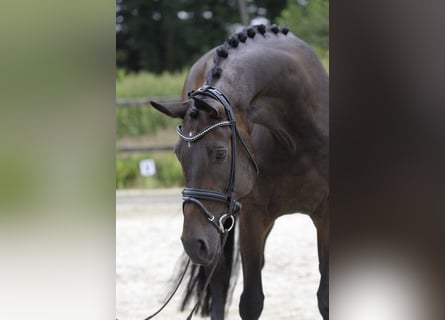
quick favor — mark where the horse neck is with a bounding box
[208,49,328,178]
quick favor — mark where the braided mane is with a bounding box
[207,24,290,84]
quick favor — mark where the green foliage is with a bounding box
[116,71,184,188]
[116,152,184,189]
[117,0,239,73]
[277,0,329,58]
[116,0,288,73]
[116,69,187,98]
[116,68,126,82]
[116,71,185,138]
[116,106,174,138]
[115,155,138,189]
[320,55,329,73]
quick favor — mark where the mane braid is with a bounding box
[237,32,247,43]
[228,36,239,48]
[246,27,256,38]
[207,25,291,86]
[270,24,280,34]
[256,24,266,35]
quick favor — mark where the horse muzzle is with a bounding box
[181,235,219,266]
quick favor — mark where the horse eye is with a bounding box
[215,149,227,160]
[208,147,227,162]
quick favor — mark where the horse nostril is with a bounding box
[181,237,212,264]
[197,239,208,257]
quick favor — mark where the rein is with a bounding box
[144,231,230,320]
[142,85,258,320]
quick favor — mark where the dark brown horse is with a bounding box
[150,25,328,320]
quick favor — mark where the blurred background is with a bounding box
[115,0,329,190]
[2,0,445,319]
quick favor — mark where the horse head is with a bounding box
[151,88,258,266]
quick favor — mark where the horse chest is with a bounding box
[252,168,328,217]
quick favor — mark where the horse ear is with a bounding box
[150,100,188,119]
[194,98,222,119]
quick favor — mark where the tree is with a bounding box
[116,0,288,73]
[117,0,239,73]
[277,0,328,56]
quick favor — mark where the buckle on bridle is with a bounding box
[218,214,235,233]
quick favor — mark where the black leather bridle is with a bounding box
[176,85,259,234]
[142,86,259,320]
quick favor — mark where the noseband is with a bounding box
[176,85,258,234]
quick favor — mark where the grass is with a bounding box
[116,152,183,189]
[116,71,186,189]
[115,70,185,138]
[116,69,188,99]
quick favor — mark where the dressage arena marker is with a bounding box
[139,159,156,177]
